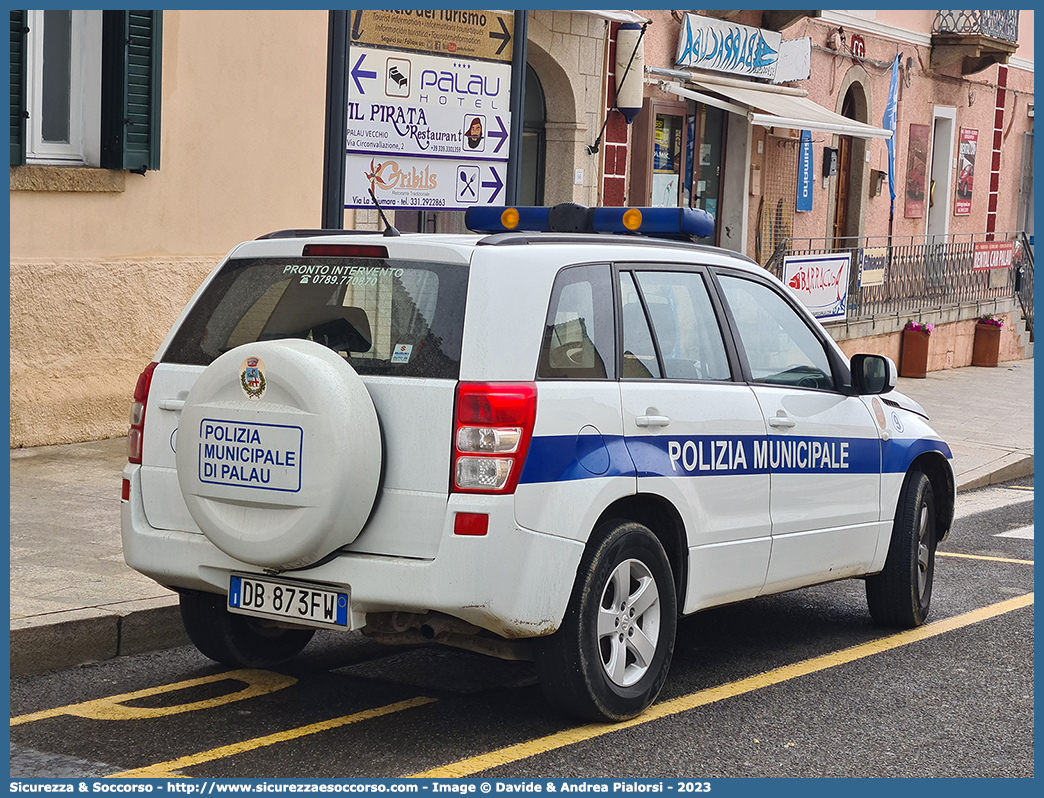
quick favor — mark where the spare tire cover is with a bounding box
[175,339,381,569]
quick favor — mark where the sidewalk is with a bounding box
[8,360,1034,676]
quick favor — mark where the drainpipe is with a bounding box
[322,10,350,229]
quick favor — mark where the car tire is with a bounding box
[535,519,677,722]
[865,471,937,628]
[180,590,315,668]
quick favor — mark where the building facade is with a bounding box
[600,9,1033,369]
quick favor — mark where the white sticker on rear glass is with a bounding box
[390,344,413,364]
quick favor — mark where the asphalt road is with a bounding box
[9,478,1034,780]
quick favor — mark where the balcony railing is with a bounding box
[933,10,1019,44]
[764,231,1028,324]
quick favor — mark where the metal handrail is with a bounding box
[770,231,1026,324]
[933,10,1020,43]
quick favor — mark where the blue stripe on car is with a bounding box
[518,434,951,485]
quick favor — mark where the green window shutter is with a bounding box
[10,10,27,166]
[101,10,161,171]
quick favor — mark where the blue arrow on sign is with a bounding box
[482,166,504,204]
[489,116,508,154]
[351,53,377,95]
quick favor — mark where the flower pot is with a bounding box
[900,328,930,378]
[972,322,1002,367]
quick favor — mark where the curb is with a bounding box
[955,453,1034,493]
[10,595,188,677]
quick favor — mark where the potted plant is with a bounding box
[900,320,934,378]
[972,313,1004,367]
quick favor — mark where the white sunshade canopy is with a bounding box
[658,73,892,140]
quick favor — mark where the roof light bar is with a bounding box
[465,203,714,240]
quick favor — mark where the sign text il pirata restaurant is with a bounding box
[345,10,515,211]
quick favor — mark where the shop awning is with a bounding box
[655,73,892,140]
[570,9,651,24]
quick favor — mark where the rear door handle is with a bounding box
[768,414,796,429]
[635,415,671,428]
[158,399,185,411]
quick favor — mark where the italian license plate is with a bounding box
[228,574,349,629]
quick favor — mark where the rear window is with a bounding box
[163,257,468,378]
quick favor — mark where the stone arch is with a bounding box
[524,20,595,203]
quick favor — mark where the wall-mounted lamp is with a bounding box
[870,169,887,197]
[614,23,645,124]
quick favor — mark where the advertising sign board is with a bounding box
[675,13,782,79]
[954,128,977,216]
[346,153,506,209]
[345,47,511,209]
[783,253,851,322]
[350,9,514,62]
[796,130,813,212]
[858,247,888,287]
[972,240,1014,271]
[904,123,930,219]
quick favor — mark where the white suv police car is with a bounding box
[122,203,954,722]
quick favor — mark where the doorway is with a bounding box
[926,107,956,242]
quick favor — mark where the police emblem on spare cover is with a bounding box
[240,356,266,400]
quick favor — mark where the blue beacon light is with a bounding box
[466,204,714,240]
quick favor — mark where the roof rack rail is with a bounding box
[256,229,377,240]
[474,231,747,257]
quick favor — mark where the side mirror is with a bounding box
[850,354,897,395]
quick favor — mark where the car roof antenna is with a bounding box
[368,187,401,237]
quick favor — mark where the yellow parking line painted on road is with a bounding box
[109,697,436,778]
[11,670,297,726]
[1006,485,1034,491]
[412,593,1034,778]
[938,551,1034,565]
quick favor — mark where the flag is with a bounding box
[883,53,901,216]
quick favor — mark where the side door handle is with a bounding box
[768,414,796,429]
[635,415,671,428]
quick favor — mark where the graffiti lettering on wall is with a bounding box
[675,13,782,79]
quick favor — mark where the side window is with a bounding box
[718,274,835,391]
[618,271,660,379]
[634,270,731,381]
[537,264,615,379]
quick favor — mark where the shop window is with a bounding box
[629,97,689,208]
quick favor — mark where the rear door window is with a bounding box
[164,258,468,378]
[537,264,615,379]
[633,270,732,382]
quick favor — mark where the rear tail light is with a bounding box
[453,382,536,494]
[127,362,158,465]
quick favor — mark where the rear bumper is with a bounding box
[121,465,584,638]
